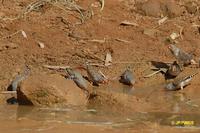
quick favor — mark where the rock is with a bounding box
[37,41,45,49]
[141,0,162,17]
[88,88,152,113]
[138,0,184,18]
[17,73,88,106]
[164,1,184,18]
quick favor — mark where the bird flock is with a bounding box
[8,44,198,96]
[65,43,199,95]
[164,44,198,91]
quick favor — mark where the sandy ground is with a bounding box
[1,0,200,91]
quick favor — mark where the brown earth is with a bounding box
[1,0,200,90]
[1,0,200,132]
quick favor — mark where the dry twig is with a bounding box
[0,91,17,94]
[88,38,106,44]
[89,63,108,67]
[104,52,112,66]
[115,38,131,43]
[113,61,147,64]
[99,0,104,11]
[98,70,108,80]
[120,20,139,27]
[0,30,27,40]
[43,65,70,70]
[143,69,163,78]
[158,16,168,25]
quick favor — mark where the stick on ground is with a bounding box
[99,0,104,11]
[0,91,17,94]
[43,65,70,70]
[143,69,163,78]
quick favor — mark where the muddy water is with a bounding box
[1,84,200,133]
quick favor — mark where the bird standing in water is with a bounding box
[165,72,198,91]
[168,44,196,66]
[86,63,108,86]
[119,67,135,86]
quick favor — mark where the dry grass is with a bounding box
[1,0,94,23]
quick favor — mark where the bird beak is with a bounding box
[168,45,172,49]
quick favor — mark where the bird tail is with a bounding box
[190,72,198,78]
[185,72,198,80]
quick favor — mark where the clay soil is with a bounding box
[1,0,200,132]
[1,0,200,91]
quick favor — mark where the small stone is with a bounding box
[105,52,112,66]
[141,0,162,17]
[37,41,45,49]
[170,32,179,40]
[21,30,27,38]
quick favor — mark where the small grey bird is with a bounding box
[65,68,88,94]
[166,61,183,77]
[10,66,31,91]
[168,44,195,66]
[86,64,107,86]
[165,72,198,91]
[119,67,135,86]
